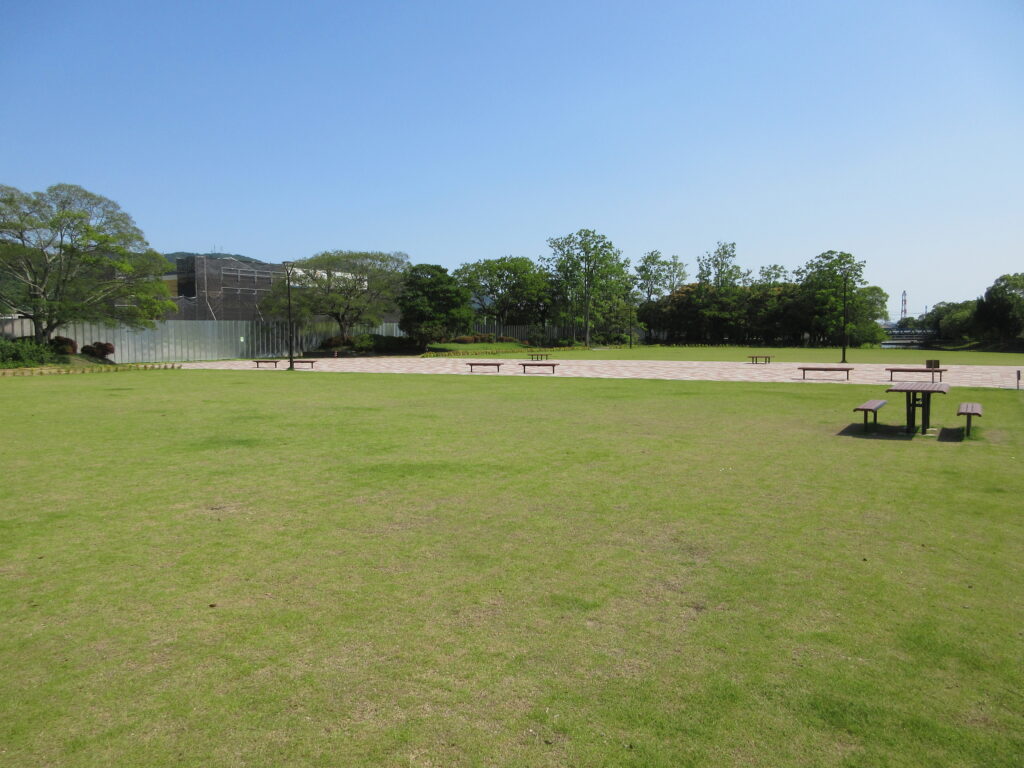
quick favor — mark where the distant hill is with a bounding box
[162,252,267,269]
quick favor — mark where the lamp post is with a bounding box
[282,261,295,370]
[840,271,849,364]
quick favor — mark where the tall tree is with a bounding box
[795,251,888,348]
[544,229,630,346]
[397,264,474,349]
[694,242,748,342]
[0,183,174,342]
[265,250,408,338]
[974,273,1024,342]
[635,250,670,304]
[453,256,550,328]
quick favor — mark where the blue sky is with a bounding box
[3,0,1022,319]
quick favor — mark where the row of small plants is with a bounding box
[0,336,118,368]
[0,363,181,377]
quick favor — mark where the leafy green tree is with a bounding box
[397,264,474,349]
[453,256,550,328]
[0,183,174,342]
[265,250,408,338]
[694,242,749,343]
[974,273,1024,342]
[544,229,630,346]
[923,300,977,342]
[795,251,887,348]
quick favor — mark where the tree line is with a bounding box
[3,183,1021,350]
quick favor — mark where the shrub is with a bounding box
[0,338,60,368]
[50,336,78,354]
[452,335,476,344]
[82,341,115,359]
[352,334,374,353]
[371,334,417,354]
[319,336,347,349]
[497,335,518,343]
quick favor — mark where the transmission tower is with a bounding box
[900,291,907,321]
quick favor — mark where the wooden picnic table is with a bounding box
[886,381,950,433]
[748,354,772,364]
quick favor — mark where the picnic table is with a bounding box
[748,354,772,364]
[886,381,950,433]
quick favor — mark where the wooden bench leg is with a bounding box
[965,414,972,436]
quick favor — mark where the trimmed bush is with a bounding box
[319,336,347,349]
[352,334,374,353]
[82,341,115,359]
[50,336,78,354]
[371,334,417,354]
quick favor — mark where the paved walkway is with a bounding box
[182,357,1022,389]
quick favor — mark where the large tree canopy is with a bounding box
[544,229,631,346]
[265,250,409,338]
[453,256,550,327]
[0,183,173,342]
[397,264,474,349]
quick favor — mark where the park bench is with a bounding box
[293,359,317,368]
[853,399,887,432]
[520,362,559,374]
[748,354,772,364]
[798,366,853,380]
[528,353,551,360]
[254,359,279,368]
[466,362,502,373]
[886,367,947,382]
[957,402,983,436]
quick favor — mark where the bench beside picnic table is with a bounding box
[798,366,853,380]
[958,402,982,436]
[853,399,887,432]
[886,367,947,382]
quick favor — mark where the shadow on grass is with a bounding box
[937,427,967,443]
[837,423,915,440]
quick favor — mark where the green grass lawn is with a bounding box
[429,343,1024,366]
[2,371,1022,767]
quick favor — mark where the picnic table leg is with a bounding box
[905,393,915,433]
[922,393,932,432]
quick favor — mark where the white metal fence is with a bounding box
[0,318,405,364]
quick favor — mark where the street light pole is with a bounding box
[282,261,295,370]
[840,271,849,364]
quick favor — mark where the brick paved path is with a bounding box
[182,357,1021,389]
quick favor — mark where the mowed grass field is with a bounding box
[1,370,1022,767]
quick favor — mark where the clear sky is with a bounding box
[3,0,1022,319]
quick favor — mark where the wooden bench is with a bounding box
[957,402,982,436]
[748,354,772,364]
[293,359,317,368]
[466,362,502,373]
[798,366,853,380]
[887,367,947,382]
[254,359,280,368]
[853,399,886,432]
[528,353,551,361]
[520,362,558,374]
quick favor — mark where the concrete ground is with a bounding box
[182,356,1022,389]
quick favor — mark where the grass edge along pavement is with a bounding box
[1,371,1021,767]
